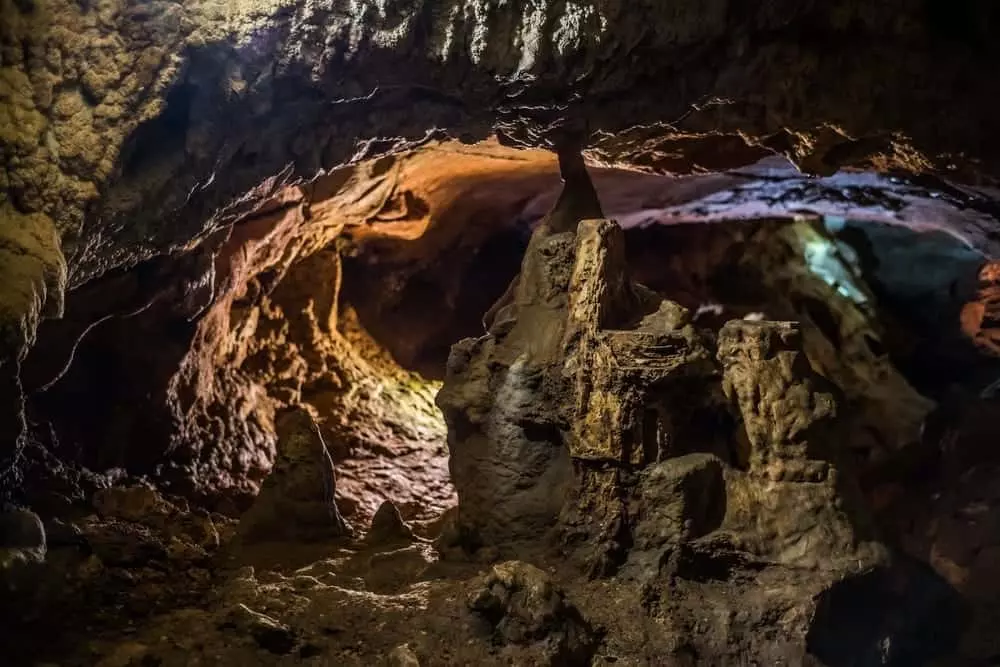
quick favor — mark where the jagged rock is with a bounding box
[93,485,172,523]
[441,209,963,664]
[632,454,727,554]
[366,500,414,546]
[468,561,597,665]
[715,319,885,568]
[237,407,349,543]
[436,225,581,547]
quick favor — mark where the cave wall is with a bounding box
[5,0,1000,492]
[19,142,1000,517]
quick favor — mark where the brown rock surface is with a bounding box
[236,408,349,544]
[4,0,1000,490]
[438,197,962,662]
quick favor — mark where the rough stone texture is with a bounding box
[19,160,458,515]
[468,561,597,665]
[237,408,350,544]
[1,485,237,666]
[439,205,962,663]
[712,319,884,570]
[4,0,1000,493]
[366,500,415,546]
[7,142,997,510]
[0,506,46,593]
[626,217,940,474]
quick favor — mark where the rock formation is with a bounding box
[438,208,962,662]
[4,0,1000,495]
[4,2,1000,659]
[236,407,350,544]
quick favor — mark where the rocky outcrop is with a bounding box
[3,137,996,517]
[1,485,236,665]
[439,211,962,663]
[17,160,457,515]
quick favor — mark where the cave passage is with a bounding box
[7,2,1000,663]
[17,143,1000,525]
[8,142,1000,667]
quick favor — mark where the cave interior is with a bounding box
[3,2,1000,666]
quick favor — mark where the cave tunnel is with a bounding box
[4,2,1000,666]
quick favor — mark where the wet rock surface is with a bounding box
[3,202,999,665]
[2,0,1000,663]
[5,0,1000,499]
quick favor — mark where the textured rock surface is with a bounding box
[468,561,597,664]
[2,485,236,665]
[237,408,349,543]
[3,1,1000,663]
[4,0,1000,491]
[439,203,961,662]
[7,142,999,509]
[19,161,458,516]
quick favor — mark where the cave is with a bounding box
[4,2,1000,666]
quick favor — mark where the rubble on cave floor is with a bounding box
[0,483,610,667]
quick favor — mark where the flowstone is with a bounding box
[438,213,965,663]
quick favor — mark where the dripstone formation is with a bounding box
[438,212,963,663]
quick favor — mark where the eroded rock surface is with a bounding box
[237,408,350,544]
[468,561,598,665]
[5,0,1000,494]
[439,211,962,664]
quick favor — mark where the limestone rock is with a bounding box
[237,408,350,543]
[468,561,597,665]
[441,211,963,664]
[93,485,172,523]
[716,319,884,569]
[366,500,414,546]
[386,643,421,667]
[632,453,727,553]
[220,603,298,655]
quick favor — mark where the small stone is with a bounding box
[92,486,172,523]
[0,507,45,551]
[468,561,596,663]
[44,518,85,548]
[367,501,414,546]
[386,643,420,666]
[221,604,297,655]
[0,507,47,592]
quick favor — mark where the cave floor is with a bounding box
[4,487,642,667]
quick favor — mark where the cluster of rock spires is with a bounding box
[437,185,962,663]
